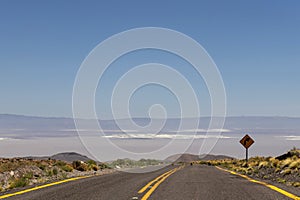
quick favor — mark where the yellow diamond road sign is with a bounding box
[240,134,254,149]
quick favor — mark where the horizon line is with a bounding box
[1,113,300,120]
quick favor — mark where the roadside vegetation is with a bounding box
[0,157,164,192]
[107,158,164,168]
[196,148,300,188]
[0,158,111,192]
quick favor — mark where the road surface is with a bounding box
[1,165,299,200]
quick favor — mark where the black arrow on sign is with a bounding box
[243,138,250,146]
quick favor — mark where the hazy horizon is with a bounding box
[0,114,299,161]
[2,113,300,120]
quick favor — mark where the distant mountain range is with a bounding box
[1,114,300,139]
[17,151,234,164]
[164,153,234,163]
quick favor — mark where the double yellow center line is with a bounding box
[0,167,183,200]
[138,166,184,200]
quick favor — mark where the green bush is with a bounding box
[24,172,33,179]
[53,168,58,175]
[61,165,73,172]
[87,160,97,165]
[54,161,67,167]
[9,178,28,189]
[61,173,68,179]
[47,170,53,176]
[277,178,286,184]
[38,164,46,171]
[98,163,110,170]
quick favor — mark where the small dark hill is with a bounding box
[275,148,300,160]
[50,152,92,162]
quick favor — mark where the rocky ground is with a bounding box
[0,157,115,192]
[196,148,300,188]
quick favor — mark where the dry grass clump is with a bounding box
[258,161,269,169]
[289,160,300,169]
[280,158,293,168]
[269,157,280,168]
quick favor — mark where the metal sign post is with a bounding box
[240,134,254,163]
[246,148,248,163]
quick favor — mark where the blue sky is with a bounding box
[0,0,299,118]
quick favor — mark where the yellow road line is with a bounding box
[0,176,90,199]
[215,166,300,200]
[141,166,183,200]
[138,168,177,194]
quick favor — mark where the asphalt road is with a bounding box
[2,165,299,200]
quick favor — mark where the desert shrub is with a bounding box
[98,163,110,170]
[292,182,300,187]
[275,167,281,173]
[220,162,230,168]
[24,172,33,179]
[291,155,299,161]
[38,164,46,171]
[61,173,68,179]
[86,164,97,171]
[72,161,88,171]
[0,162,18,173]
[87,160,99,171]
[72,161,81,169]
[249,161,259,167]
[47,170,53,176]
[280,158,292,169]
[61,165,73,172]
[53,168,58,175]
[242,162,248,167]
[258,161,269,169]
[289,160,300,169]
[282,168,292,175]
[87,160,97,165]
[54,161,67,167]
[9,178,28,189]
[77,164,88,171]
[263,175,270,179]
[277,178,286,184]
[269,157,279,168]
